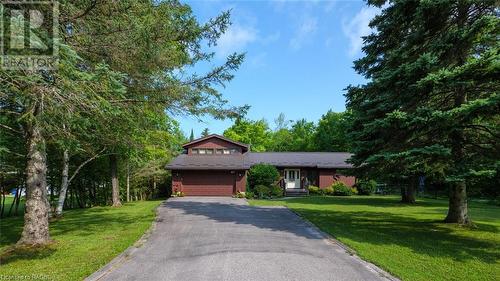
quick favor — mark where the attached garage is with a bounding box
[166,135,354,197]
[178,170,235,196]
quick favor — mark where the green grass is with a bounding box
[1,196,25,217]
[0,200,162,280]
[250,196,500,281]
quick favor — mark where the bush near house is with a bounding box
[251,184,284,199]
[270,185,284,197]
[356,179,377,195]
[307,186,320,195]
[323,186,334,195]
[247,164,280,189]
[254,185,270,199]
[245,191,255,199]
[332,182,356,196]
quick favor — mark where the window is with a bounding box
[192,149,199,154]
[198,149,206,154]
[230,149,237,154]
[216,149,223,154]
[223,149,230,154]
[206,149,214,154]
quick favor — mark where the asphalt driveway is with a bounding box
[89,197,395,281]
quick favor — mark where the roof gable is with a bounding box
[182,134,250,150]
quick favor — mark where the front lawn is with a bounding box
[0,200,162,280]
[250,196,500,281]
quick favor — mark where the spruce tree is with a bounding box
[190,129,195,141]
[346,0,499,224]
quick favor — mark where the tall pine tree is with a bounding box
[346,0,499,224]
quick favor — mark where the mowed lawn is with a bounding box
[1,195,25,217]
[0,200,162,280]
[250,196,500,281]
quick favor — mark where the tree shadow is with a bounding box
[163,199,325,240]
[0,201,159,264]
[294,207,499,264]
[288,195,446,208]
[0,244,57,265]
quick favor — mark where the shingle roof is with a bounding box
[246,152,353,169]
[165,152,353,170]
[165,154,248,170]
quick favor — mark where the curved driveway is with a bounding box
[89,197,396,281]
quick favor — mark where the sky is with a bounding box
[178,0,381,137]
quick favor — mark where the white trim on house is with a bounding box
[284,169,300,189]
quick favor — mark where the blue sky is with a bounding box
[178,0,381,137]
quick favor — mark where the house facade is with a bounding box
[166,134,355,196]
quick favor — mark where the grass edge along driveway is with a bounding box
[250,196,500,281]
[0,200,162,281]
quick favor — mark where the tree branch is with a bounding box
[68,148,107,184]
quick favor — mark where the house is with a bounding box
[166,134,355,196]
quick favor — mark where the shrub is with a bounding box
[332,182,353,196]
[174,191,185,197]
[248,164,280,189]
[323,186,334,195]
[357,180,377,195]
[254,185,270,199]
[270,185,284,198]
[308,186,320,195]
[245,191,255,199]
[235,191,246,198]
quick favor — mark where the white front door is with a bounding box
[284,169,300,189]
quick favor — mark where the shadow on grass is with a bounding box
[287,195,447,208]
[0,244,57,265]
[165,197,498,265]
[0,201,160,265]
[294,207,499,264]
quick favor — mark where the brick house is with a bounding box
[166,134,355,196]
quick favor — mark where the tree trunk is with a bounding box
[401,179,417,204]
[14,186,23,215]
[8,186,19,216]
[445,0,471,225]
[0,184,5,218]
[55,149,69,216]
[110,154,121,207]
[445,181,469,224]
[17,119,51,246]
[126,162,130,202]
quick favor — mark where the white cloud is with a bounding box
[342,6,381,56]
[215,24,257,57]
[289,17,318,51]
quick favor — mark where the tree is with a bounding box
[223,118,272,152]
[270,119,316,152]
[313,110,351,152]
[247,164,280,189]
[346,1,499,222]
[189,129,195,141]
[289,119,316,151]
[274,113,290,131]
[1,0,247,246]
[201,128,210,137]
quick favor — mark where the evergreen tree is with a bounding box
[189,129,195,141]
[346,0,499,223]
[201,128,210,137]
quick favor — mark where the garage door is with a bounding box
[181,171,235,196]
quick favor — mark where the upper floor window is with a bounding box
[192,148,237,155]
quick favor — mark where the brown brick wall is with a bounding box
[319,169,356,188]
